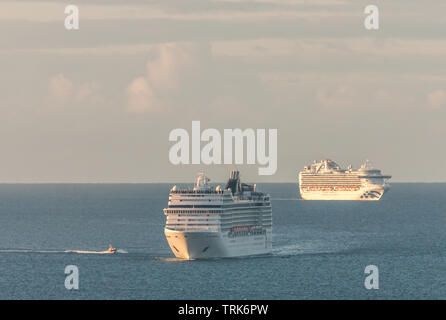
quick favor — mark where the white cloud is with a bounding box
[316,85,357,109]
[145,43,205,92]
[48,74,73,99]
[47,74,103,106]
[427,89,446,108]
[125,41,271,120]
[125,42,214,114]
[126,76,158,113]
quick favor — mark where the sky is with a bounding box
[1,0,445,183]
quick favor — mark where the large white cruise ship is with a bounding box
[299,159,391,201]
[163,171,272,259]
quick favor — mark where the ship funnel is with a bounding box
[230,170,240,180]
[226,170,241,195]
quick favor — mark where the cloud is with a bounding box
[126,42,207,113]
[47,74,103,106]
[316,85,357,109]
[125,42,240,115]
[48,74,73,99]
[0,0,352,23]
[125,41,271,120]
[146,42,207,92]
[126,76,158,113]
[427,89,446,108]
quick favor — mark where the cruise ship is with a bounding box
[299,159,391,200]
[163,171,272,259]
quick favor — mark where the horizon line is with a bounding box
[1,181,445,184]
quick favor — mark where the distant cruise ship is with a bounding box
[163,171,272,259]
[298,159,391,200]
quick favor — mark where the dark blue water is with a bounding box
[0,183,445,299]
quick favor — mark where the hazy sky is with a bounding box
[1,0,445,183]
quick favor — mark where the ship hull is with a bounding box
[299,186,389,201]
[164,228,272,260]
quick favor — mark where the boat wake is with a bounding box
[0,249,65,253]
[158,257,191,262]
[273,240,344,257]
[0,246,125,255]
[64,250,115,254]
[273,244,304,256]
[65,244,119,254]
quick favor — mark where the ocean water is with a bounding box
[0,183,445,299]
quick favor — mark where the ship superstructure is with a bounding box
[163,171,272,259]
[299,159,391,200]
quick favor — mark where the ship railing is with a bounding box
[228,227,266,238]
[165,226,219,232]
[170,189,225,194]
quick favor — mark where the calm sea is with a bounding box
[0,183,445,299]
